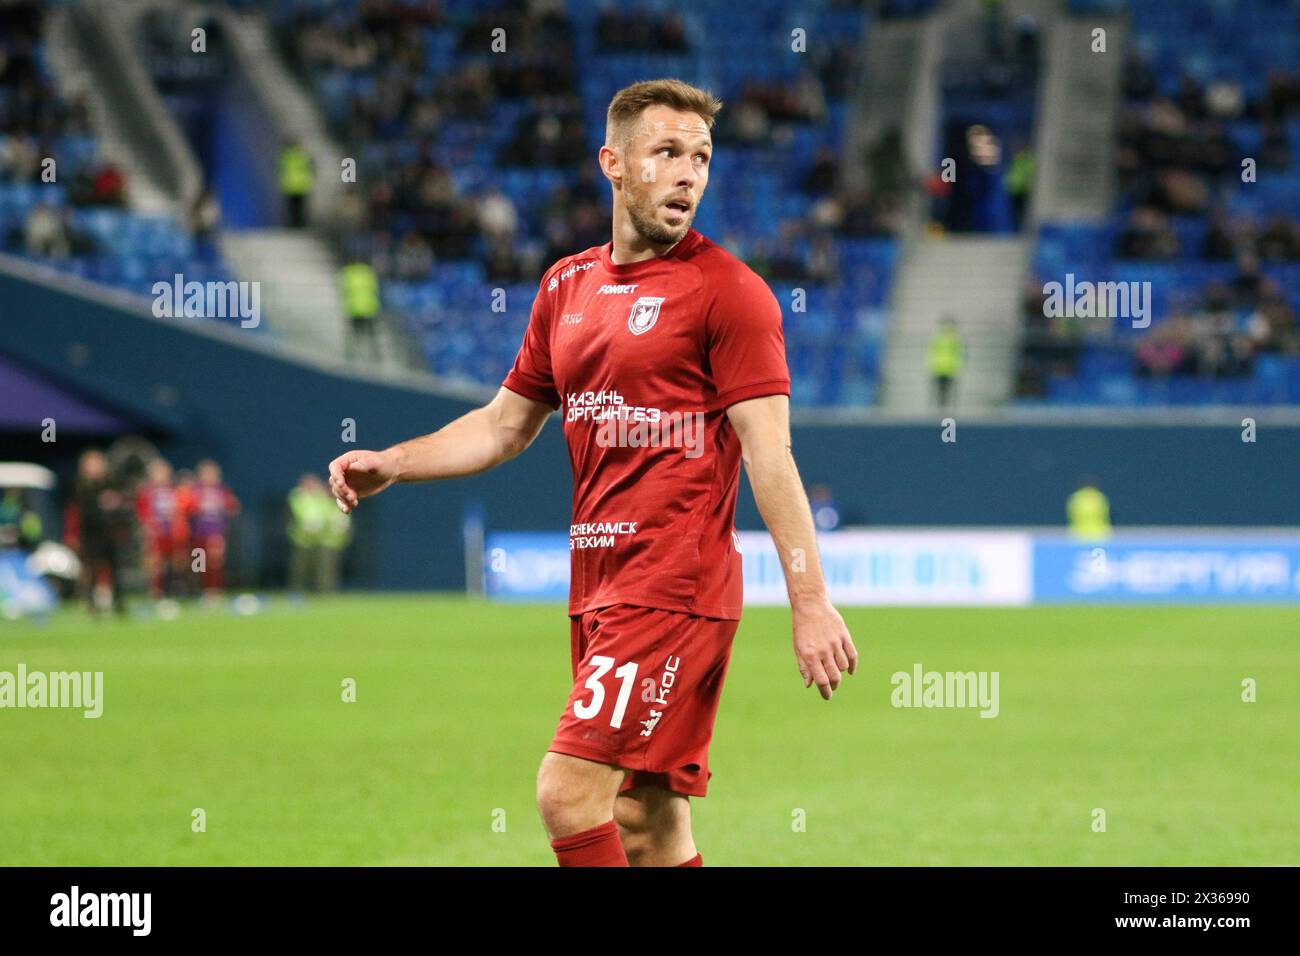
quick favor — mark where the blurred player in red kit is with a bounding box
[183,459,240,597]
[327,79,856,867]
[136,458,188,600]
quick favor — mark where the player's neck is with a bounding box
[609,236,680,266]
[608,216,684,266]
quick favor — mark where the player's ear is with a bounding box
[598,144,621,188]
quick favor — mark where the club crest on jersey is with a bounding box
[627,296,664,336]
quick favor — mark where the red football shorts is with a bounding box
[144,525,186,558]
[548,603,740,798]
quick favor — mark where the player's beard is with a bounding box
[623,177,693,246]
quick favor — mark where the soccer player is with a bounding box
[183,459,241,598]
[327,78,856,867]
[136,458,188,602]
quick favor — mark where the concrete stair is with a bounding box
[220,229,349,362]
[881,236,1030,412]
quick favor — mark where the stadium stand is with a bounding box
[0,0,235,313]
[1020,0,1300,405]
[269,0,904,407]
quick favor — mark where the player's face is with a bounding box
[80,453,107,480]
[621,106,711,246]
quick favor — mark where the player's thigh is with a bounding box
[614,783,691,838]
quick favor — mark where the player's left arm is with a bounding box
[727,394,857,700]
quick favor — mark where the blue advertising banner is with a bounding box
[1033,537,1300,603]
[483,532,570,602]
[483,530,1033,606]
[484,530,1300,605]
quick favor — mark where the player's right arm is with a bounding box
[331,266,561,513]
[327,386,552,513]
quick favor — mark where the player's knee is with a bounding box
[535,753,617,836]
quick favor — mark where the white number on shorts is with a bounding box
[609,661,638,729]
[574,656,640,729]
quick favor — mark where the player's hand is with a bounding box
[327,449,399,513]
[792,596,857,700]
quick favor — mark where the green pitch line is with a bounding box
[0,597,1296,866]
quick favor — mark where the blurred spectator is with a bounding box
[1202,209,1237,260]
[1247,293,1300,354]
[24,203,69,258]
[394,232,434,281]
[504,110,587,167]
[807,232,840,284]
[66,449,132,616]
[928,316,964,407]
[1257,217,1300,261]
[185,459,240,598]
[596,9,688,52]
[1005,141,1034,228]
[136,458,187,602]
[804,146,838,196]
[340,257,382,363]
[1118,206,1178,259]
[1135,319,1190,377]
[484,236,523,283]
[287,474,350,594]
[188,186,222,248]
[1122,50,1157,101]
[1260,119,1291,170]
[1066,477,1111,542]
[89,162,126,206]
[279,140,313,227]
[1016,276,1084,397]
[1151,167,1207,215]
[0,132,40,180]
[477,187,518,242]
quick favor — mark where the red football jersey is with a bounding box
[503,229,790,620]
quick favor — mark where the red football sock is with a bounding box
[550,819,628,867]
[676,852,703,867]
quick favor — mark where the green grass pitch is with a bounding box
[1,595,1296,865]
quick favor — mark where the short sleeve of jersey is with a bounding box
[502,277,561,409]
[704,264,791,410]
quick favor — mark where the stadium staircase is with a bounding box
[840,16,928,197]
[218,229,349,363]
[215,8,412,373]
[872,0,1038,413]
[46,0,201,215]
[217,8,347,231]
[881,236,1029,411]
[1030,13,1127,222]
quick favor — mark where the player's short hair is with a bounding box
[605,78,722,152]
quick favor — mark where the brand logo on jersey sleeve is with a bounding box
[548,259,597,292]
[627,296,664,335]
